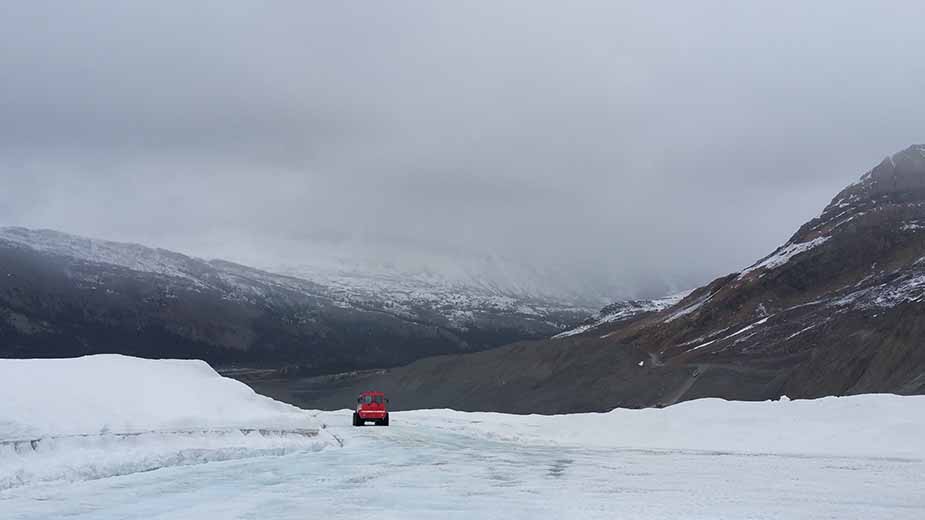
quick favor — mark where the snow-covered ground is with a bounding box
[0,356,333,490]
[2,357,924,519]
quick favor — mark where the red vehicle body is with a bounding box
[353,391,389,426]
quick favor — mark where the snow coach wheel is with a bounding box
[382,414,389,426]
[352,412,361,427]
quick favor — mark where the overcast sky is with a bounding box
[2,1,924,299]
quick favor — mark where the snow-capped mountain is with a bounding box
[562,146,925,350]
[0,227,214,285]
[274,259,599,329]
[183,232,692,317]
[0,227,589,371]
[0,227,591,326]
[287,145,925,414]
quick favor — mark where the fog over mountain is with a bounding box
[2,2,924,300]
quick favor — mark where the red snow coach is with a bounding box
[353,391,389,426]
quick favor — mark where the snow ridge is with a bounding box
[0,227,592,329]
[555,289,693,339]
[0,227,204,284]
[738,236,830,279]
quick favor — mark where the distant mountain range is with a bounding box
[0,227,591,373]
[259,145,925,413]
[224,238,688,312]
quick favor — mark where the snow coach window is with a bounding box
[373,395,383,404]
[363,395,373,404]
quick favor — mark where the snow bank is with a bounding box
[0,355,333,489]
[395,394,925,459]
[0,355,319,438]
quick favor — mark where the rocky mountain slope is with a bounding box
[552,290,694,339]
[256,145,925,413]
[0,228,589,373]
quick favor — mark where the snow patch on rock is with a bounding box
[738,236,831,279]
[555,289,693,339]
[682,316,773,353]
[663,290,715,323]
[833,273,925,309]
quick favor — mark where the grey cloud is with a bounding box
[2,1,924,299]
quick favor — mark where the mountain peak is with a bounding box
[860,144,925,196]
[330,144,925,414]
[800,144,925,241]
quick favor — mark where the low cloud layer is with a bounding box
[2,2,924,298]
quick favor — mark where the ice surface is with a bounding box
[3,395,924,519]
[2,356,924,517]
